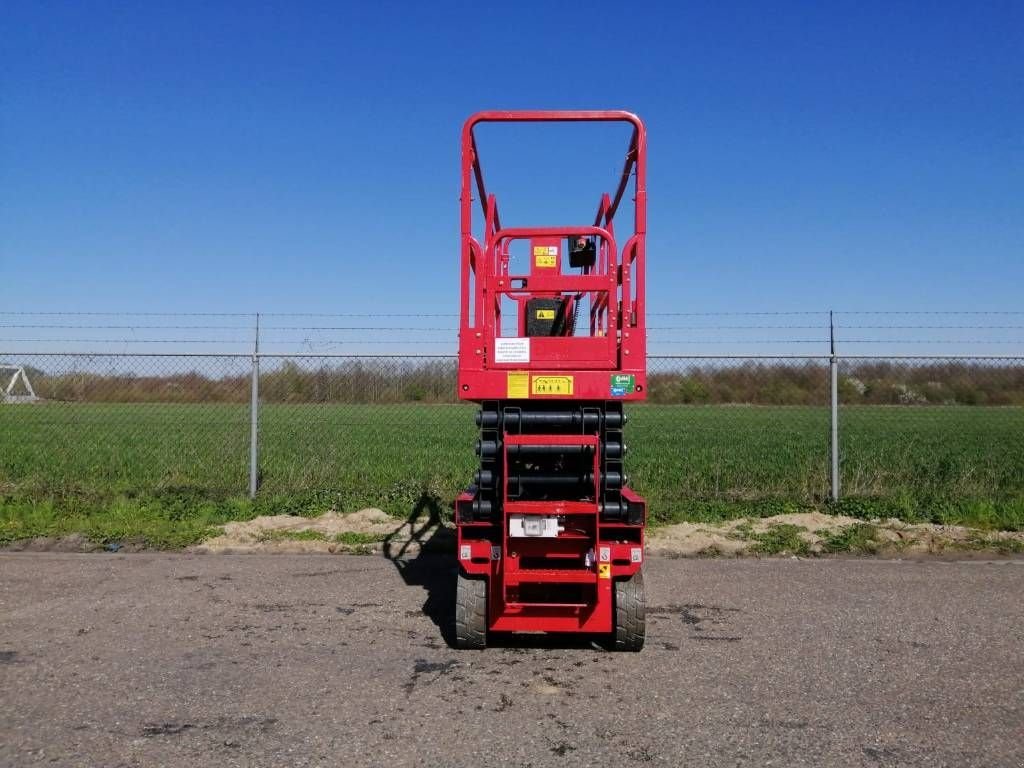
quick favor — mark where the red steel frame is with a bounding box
[456,111,647,636]
[457,110,647,399]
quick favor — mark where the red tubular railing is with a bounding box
[459,110,647,370]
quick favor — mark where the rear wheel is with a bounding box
[455,573,487,649]
[613,570,645,651]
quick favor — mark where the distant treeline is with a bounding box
[648,360,1024,406]
[8,359,1024,406]
[14,360,456,405]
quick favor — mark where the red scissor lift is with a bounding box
[455,111,647,650]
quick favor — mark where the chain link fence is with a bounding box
[837,357,1024,515]
[1,354,252,497]
[1,353,1022,521]
[633,357,831,520]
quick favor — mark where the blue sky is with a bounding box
[2,1,1022,355]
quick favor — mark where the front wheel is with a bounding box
[613,571,645,651]
[455,573,487,649]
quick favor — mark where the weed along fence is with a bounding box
[1,353,1023,528]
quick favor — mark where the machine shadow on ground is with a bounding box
[382,492,458,647]
[382,492,604,652]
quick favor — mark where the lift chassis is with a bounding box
[455,111,648,650]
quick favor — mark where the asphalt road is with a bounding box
[1,553,1022,768]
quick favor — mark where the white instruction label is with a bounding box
[494,337,530,363]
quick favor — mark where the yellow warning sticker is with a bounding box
[598,563,611,579]
[507,372,529,399]
[532,246,545,256]
[535,309,555,320]
[535,254,557,268]
[531,375,574,396]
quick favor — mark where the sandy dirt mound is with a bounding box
[647,512,862,557]
[646,522,749,557]
[191,509,1022,558]
[648,512,1024,557]
[755,511,862,531]
[866,518,1024,555]
[192,508,449,555]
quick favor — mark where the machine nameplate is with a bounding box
[610,373,635,397]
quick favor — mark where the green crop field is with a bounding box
[1,402,1022,546]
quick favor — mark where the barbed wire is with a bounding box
[6,309,1024,318]
[261,312,457,318]
[647,339,826,344]
[648,311,828,317]
[650,339,1024,345]
[835,311,1024,316]
[835,339,1024,344]
[260,326,456,332]
[7,338,1023,347]
[0,341,806,350]
[0,324,256,330]
[2,311,1023,354]
[0,339,256,344]
[0,311,256,317]
[0,311,459,319]
[4,351,1022,360]
[0,338,458,345]
[836,325,1024,330]
[7,322,1024,333]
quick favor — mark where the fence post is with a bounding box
[829,311,840,502]
[249,313,260,498]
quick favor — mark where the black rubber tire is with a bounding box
[613,570,646,651]
[455,573,487,649]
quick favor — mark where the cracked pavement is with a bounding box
[1,553,1022,767]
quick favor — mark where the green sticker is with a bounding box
[610,374,634,396]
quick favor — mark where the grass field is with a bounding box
[2,402,1023,546]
